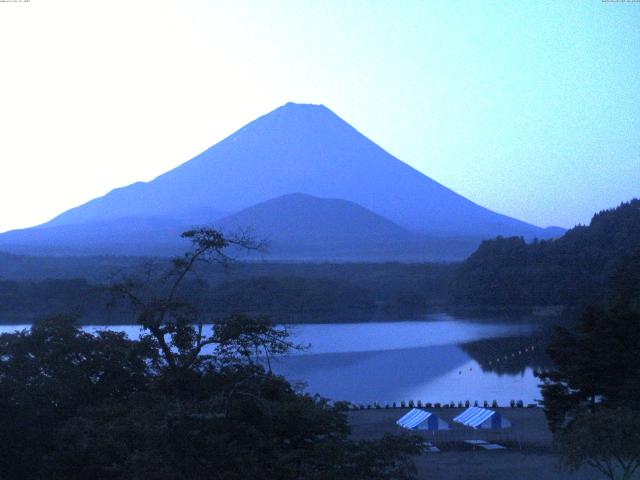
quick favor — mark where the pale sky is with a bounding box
[1,0,638,233]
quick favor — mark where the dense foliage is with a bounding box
[0,317,423,479]
[0,229,424,479]
[0,263,455,324]
[539,305,640,431]
[558,408,640,480]
[0,278,110,323]
[539,251,640,479]
[450,199,640,307]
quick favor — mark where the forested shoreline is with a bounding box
[0,263,455,324]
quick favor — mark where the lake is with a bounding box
[0,314,548,405]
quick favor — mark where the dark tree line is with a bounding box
[450,199,640,308]
[0,264,455,324]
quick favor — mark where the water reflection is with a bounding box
[458,333,552,376]
[272,340,547,405]
[273,318,551,404]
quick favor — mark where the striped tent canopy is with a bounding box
[396,409,450,431]
[453,407,512,429]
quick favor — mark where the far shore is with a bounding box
[0,306,568,327]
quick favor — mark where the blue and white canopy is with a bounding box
[453,407,512,429]
[396,409,450,431]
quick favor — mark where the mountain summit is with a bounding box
[0,102,562,259]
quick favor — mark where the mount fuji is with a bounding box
[0,102,563,259]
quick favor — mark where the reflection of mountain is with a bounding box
[458,333,552,375]
[272,345,469,403]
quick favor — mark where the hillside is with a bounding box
[216,193,480,261]
[0,217,192,256]
[449,199,640,308]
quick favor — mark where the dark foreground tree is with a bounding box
[539,255,640,479]
[538,306,640,432]
[0,229,424,479]
[0,315,157,479]
[538,253,640,432]
[109,228,268,372]
[559,408,640,480]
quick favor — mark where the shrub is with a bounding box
[558,408,640,480]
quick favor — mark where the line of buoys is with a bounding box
[349,399,536,410]
[450,342,545,379]
[487,344,536,366]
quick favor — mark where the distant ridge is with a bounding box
[0,102,563,259]
[0,217,191,256]
[215,193,481,261]
[217,193,412,244]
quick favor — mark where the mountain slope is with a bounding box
[40,102,556,238]
[0,217,192,256]
[217,193,411,244]
[215,193,480,260]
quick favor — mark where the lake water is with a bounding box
[0,314,547,405]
